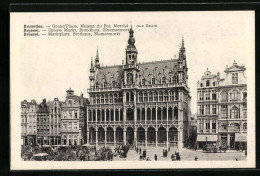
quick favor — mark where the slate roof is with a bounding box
[94,59,179,87]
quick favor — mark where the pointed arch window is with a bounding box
[154,91,158,101]
[164,91,168,101]
[139,92,143,102]
[127,73,133,84]
[149,92,153,102]
[159,91,163,101]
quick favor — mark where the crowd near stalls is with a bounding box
[21,144,130,161]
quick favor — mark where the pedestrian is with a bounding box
[175,151,177,155]
[154,154,157,161]
[245,150,247,156]
[194,144,197,151]
[195,156,198,161]
[171,154,174,161]
[168,146,170,152]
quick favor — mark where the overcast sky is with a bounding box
[11,11,254,114]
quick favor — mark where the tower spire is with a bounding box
[181,36,185,49]
[90,57,94,72]
[95,46,100,69]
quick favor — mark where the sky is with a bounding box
[11,11,254,114]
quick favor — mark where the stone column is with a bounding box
[86,130,89,144]
[145,107,147,123]
[92,110,94,121]
[134,128,137,147]
[95,130,98,147]
[104,109,107,122]
[166,103,169,122]
[178,127,183,148]
[145,129,147,148]
[109,109,111,122]
[104,129,107,147]
[155,129,158,148]
[114,129,116,146]
[227,133,230,150]
[95,109,98,123]
[113,108,116,122]
[119,109,121,122]
[209,119,212,133]
[155,106,158,122]
[166,129,169,149]
[123,129,126,145]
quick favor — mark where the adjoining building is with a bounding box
[21,90,89,146]
[86,27,191,148]
[196,61,247,150]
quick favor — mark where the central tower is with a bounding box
[124,26,139,85]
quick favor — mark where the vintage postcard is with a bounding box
[10,11,255,169]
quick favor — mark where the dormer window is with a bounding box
[232,73,238,84]
[152,78,155,85]
[142,79,145,85]
[162,77,166,84]
[103,82,107,88]
[112,81,116,87]
[200,83,203,87]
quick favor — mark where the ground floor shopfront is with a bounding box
[196,133,247,150]
[36,136,62,145]
[219,132,247,150]
[86,125,185,148]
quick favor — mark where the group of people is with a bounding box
[170,151,181,161]
[21,144,131,161]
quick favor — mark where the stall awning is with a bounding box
[197,135,218,142]
[235,133,247,142]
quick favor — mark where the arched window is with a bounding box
[130,92,134,102]
[139,92,143,102]
[105,94,108,103]
[231,106,239,119]
[109,94,113,103]
[243,123,247,130]
[127,73,133,84]
[101,95,104,104]
[206,80,210,87]
[126,92,130,102]
[114,94,118,103]
[159,91,163,101]
[144,92,148,102]
[154,91,158,101]
[164,91,168,101]
[149,92,153,102]
[96,96,100,104]
[230,90,239,100]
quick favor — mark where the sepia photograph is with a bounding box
[10,11,255,169]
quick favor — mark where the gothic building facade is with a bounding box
[86,27,191,148]
[197,61,247,149]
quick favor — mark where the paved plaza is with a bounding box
[113,147,247,161]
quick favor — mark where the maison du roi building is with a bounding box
[196,61,247,150]
[86,27,191,149]
[21,27,191,148]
